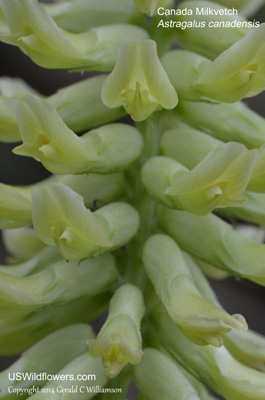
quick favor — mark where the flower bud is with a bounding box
[0,0,149,71]
[32,183,139,260]
[160,208,265,285]
[161,50,211,101]
[13,95,143,174]
[45,0,142,33]
[183,252,265,371]
[0,253,118,318]
[216,0,264,17]
[48,75,126,133]
[151,306,265,400]
[0,72,39,142]
[183,251,230,305]
[0,75,127,143]
[89,284,144,377]
[135,348,201,400]
[2,227,45,263]
[161,120,222,169]
[133,0,171,16]
[29,353,107,400]
[176,1,249,59]
[196,23,265,102]
[0,292,110,355]
[0,172,126,231]
[0,97,19,142]
[176,99,265,149]
[143,234,246,346]
[142,141,258,216]
[0,324,94,396]
[0,246,61,278]
[0,183,32,229]
[102,40,178,121]
[56,173,126,208]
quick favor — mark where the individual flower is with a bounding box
[161,49,211,101]
[29,353,107,399]
[13,95,143,174]
[0,76,36,142]
[47,74,127,133]
[184,251,265,371]
[101,40,178,121]
[89,284,144,377]
[160,208,265,285]
[0,253,118,318]
[143,234,247,346]
[195,23,265,102]
[160,120,223,170]
[152,306,265,400]
[0,75,126,143]
[0,246,61,278]
[32,183,140,260]
[176,98,265,149]
[0,172,126,231]
[0,292,110,355]
[135,348,202,400]
[141,142,258,216]
[161,120,265,194]
[56,172,126,208]
[0,0,149,71]
[0,96,19,142]
[175,1,249,59]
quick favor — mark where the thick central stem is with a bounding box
[124,113,165,288]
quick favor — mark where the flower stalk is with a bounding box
[0,1,265,398]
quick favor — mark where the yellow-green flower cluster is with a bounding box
[1,0,265,399]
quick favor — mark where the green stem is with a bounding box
[124,113,165,289]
